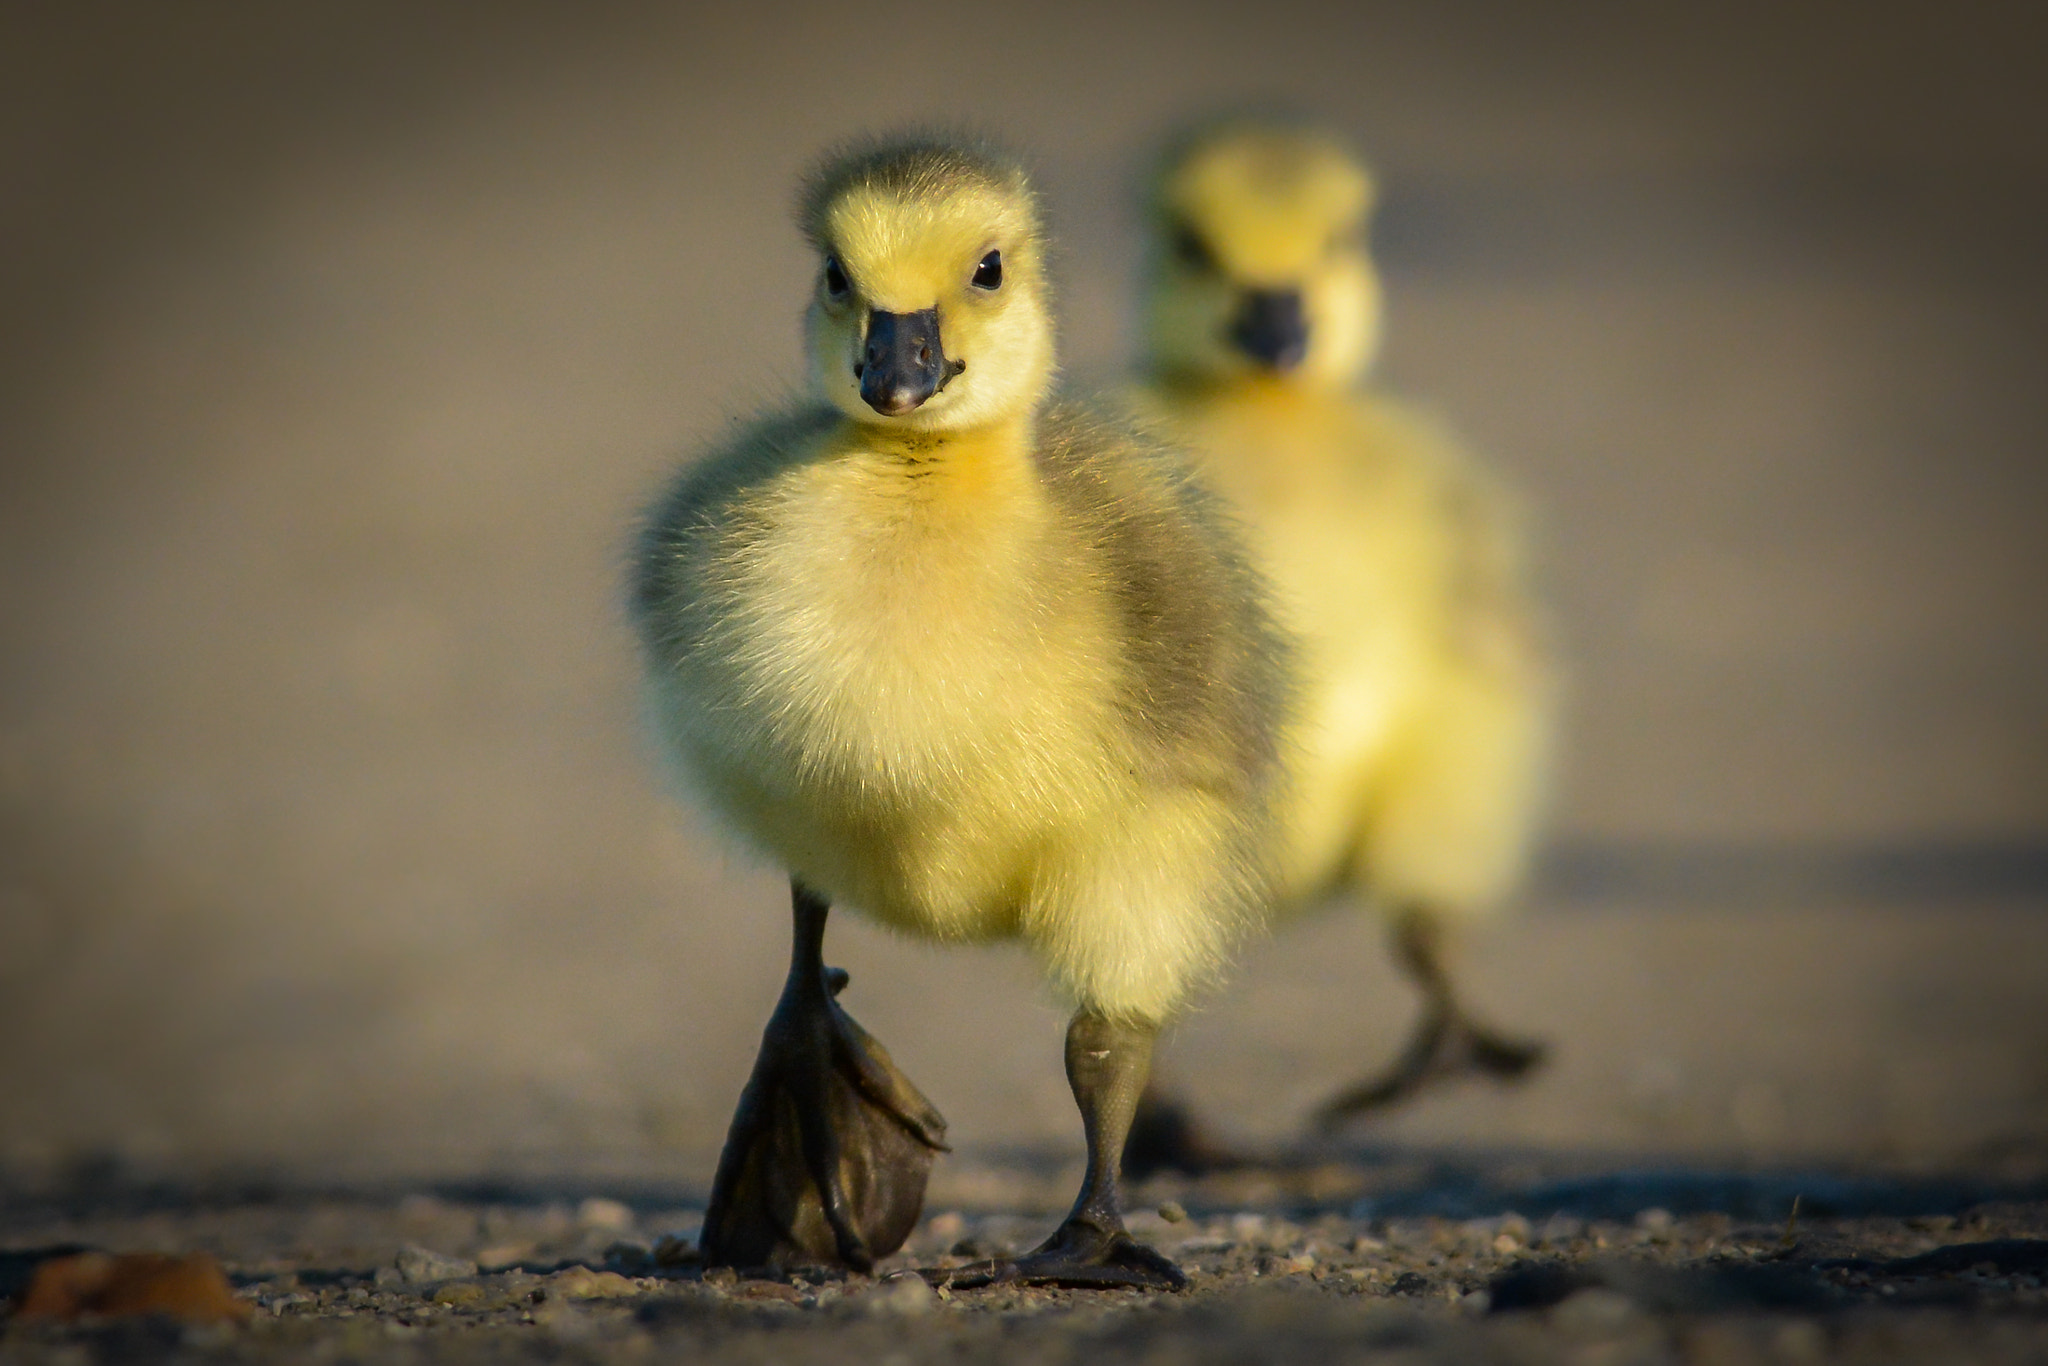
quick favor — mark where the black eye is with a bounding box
[1171,222,1215,273]
[971,250,1002,290]
[823,255,849,297]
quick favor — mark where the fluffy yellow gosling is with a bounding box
[632,135,1289,1288]
[1130,120,1557,1158]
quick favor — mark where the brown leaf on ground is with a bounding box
[14,1251,251,1323]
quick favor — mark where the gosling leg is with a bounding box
[1315,906,1546,1126]
[931,1012,1187,1291]
[701,881,948,1272]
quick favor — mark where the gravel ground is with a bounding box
[6,1155,2046,1364]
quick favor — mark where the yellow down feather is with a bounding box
[1134,122,1557,924]
[634,137,1290,1022]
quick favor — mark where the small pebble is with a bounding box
[395,1245,478,1286]
[869,1272,937,1317]
[545,1266,642,1301]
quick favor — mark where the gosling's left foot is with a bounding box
[1316,1012,1547,1126]
[1465,1020,1547,1079]
[925,1218,1188,1292]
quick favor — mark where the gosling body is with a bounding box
[633,137,1286,1284]
[1141,380,1549,923]
[637,397,1282,1021]
[1132,121,1555,1137]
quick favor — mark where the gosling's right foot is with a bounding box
[702,889,947,1272]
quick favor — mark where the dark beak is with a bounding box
[857,309,953,416]
[1230,289,1309,372]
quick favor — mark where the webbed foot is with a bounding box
[1465,1020,1548,1078]
[701,884,947,1273]
[923,1011,1185,1293]
[928,1218,1188,1292]
[1316,906,1549,1127]
[1315,1008,1547,1126]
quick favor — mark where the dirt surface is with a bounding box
[6,1158,2048,1363]
[4,1,2046,1180]
[4,1163,2048,1359]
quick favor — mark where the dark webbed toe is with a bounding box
[926,1219,1187,1292]
[921,1012,1186,1294]
[702,885,947,1273]
[1316,1012,1549,1126]
[1317,908,1551,1127]
[1466,1023,1546,1078]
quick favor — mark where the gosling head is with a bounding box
[799,137,1054,431]
[1143,121,1380,390]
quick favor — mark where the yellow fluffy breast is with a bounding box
[669,430,1132,936]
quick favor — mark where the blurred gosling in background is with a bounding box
[632,135,1289,1288]
[1128,120,1558,1167]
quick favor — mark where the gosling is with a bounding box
[1130,120,1557,1153]
[631,135,1288,1289]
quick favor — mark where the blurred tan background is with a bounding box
[2,1,2044,1186]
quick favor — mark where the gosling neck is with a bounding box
[849,408,1039,467]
